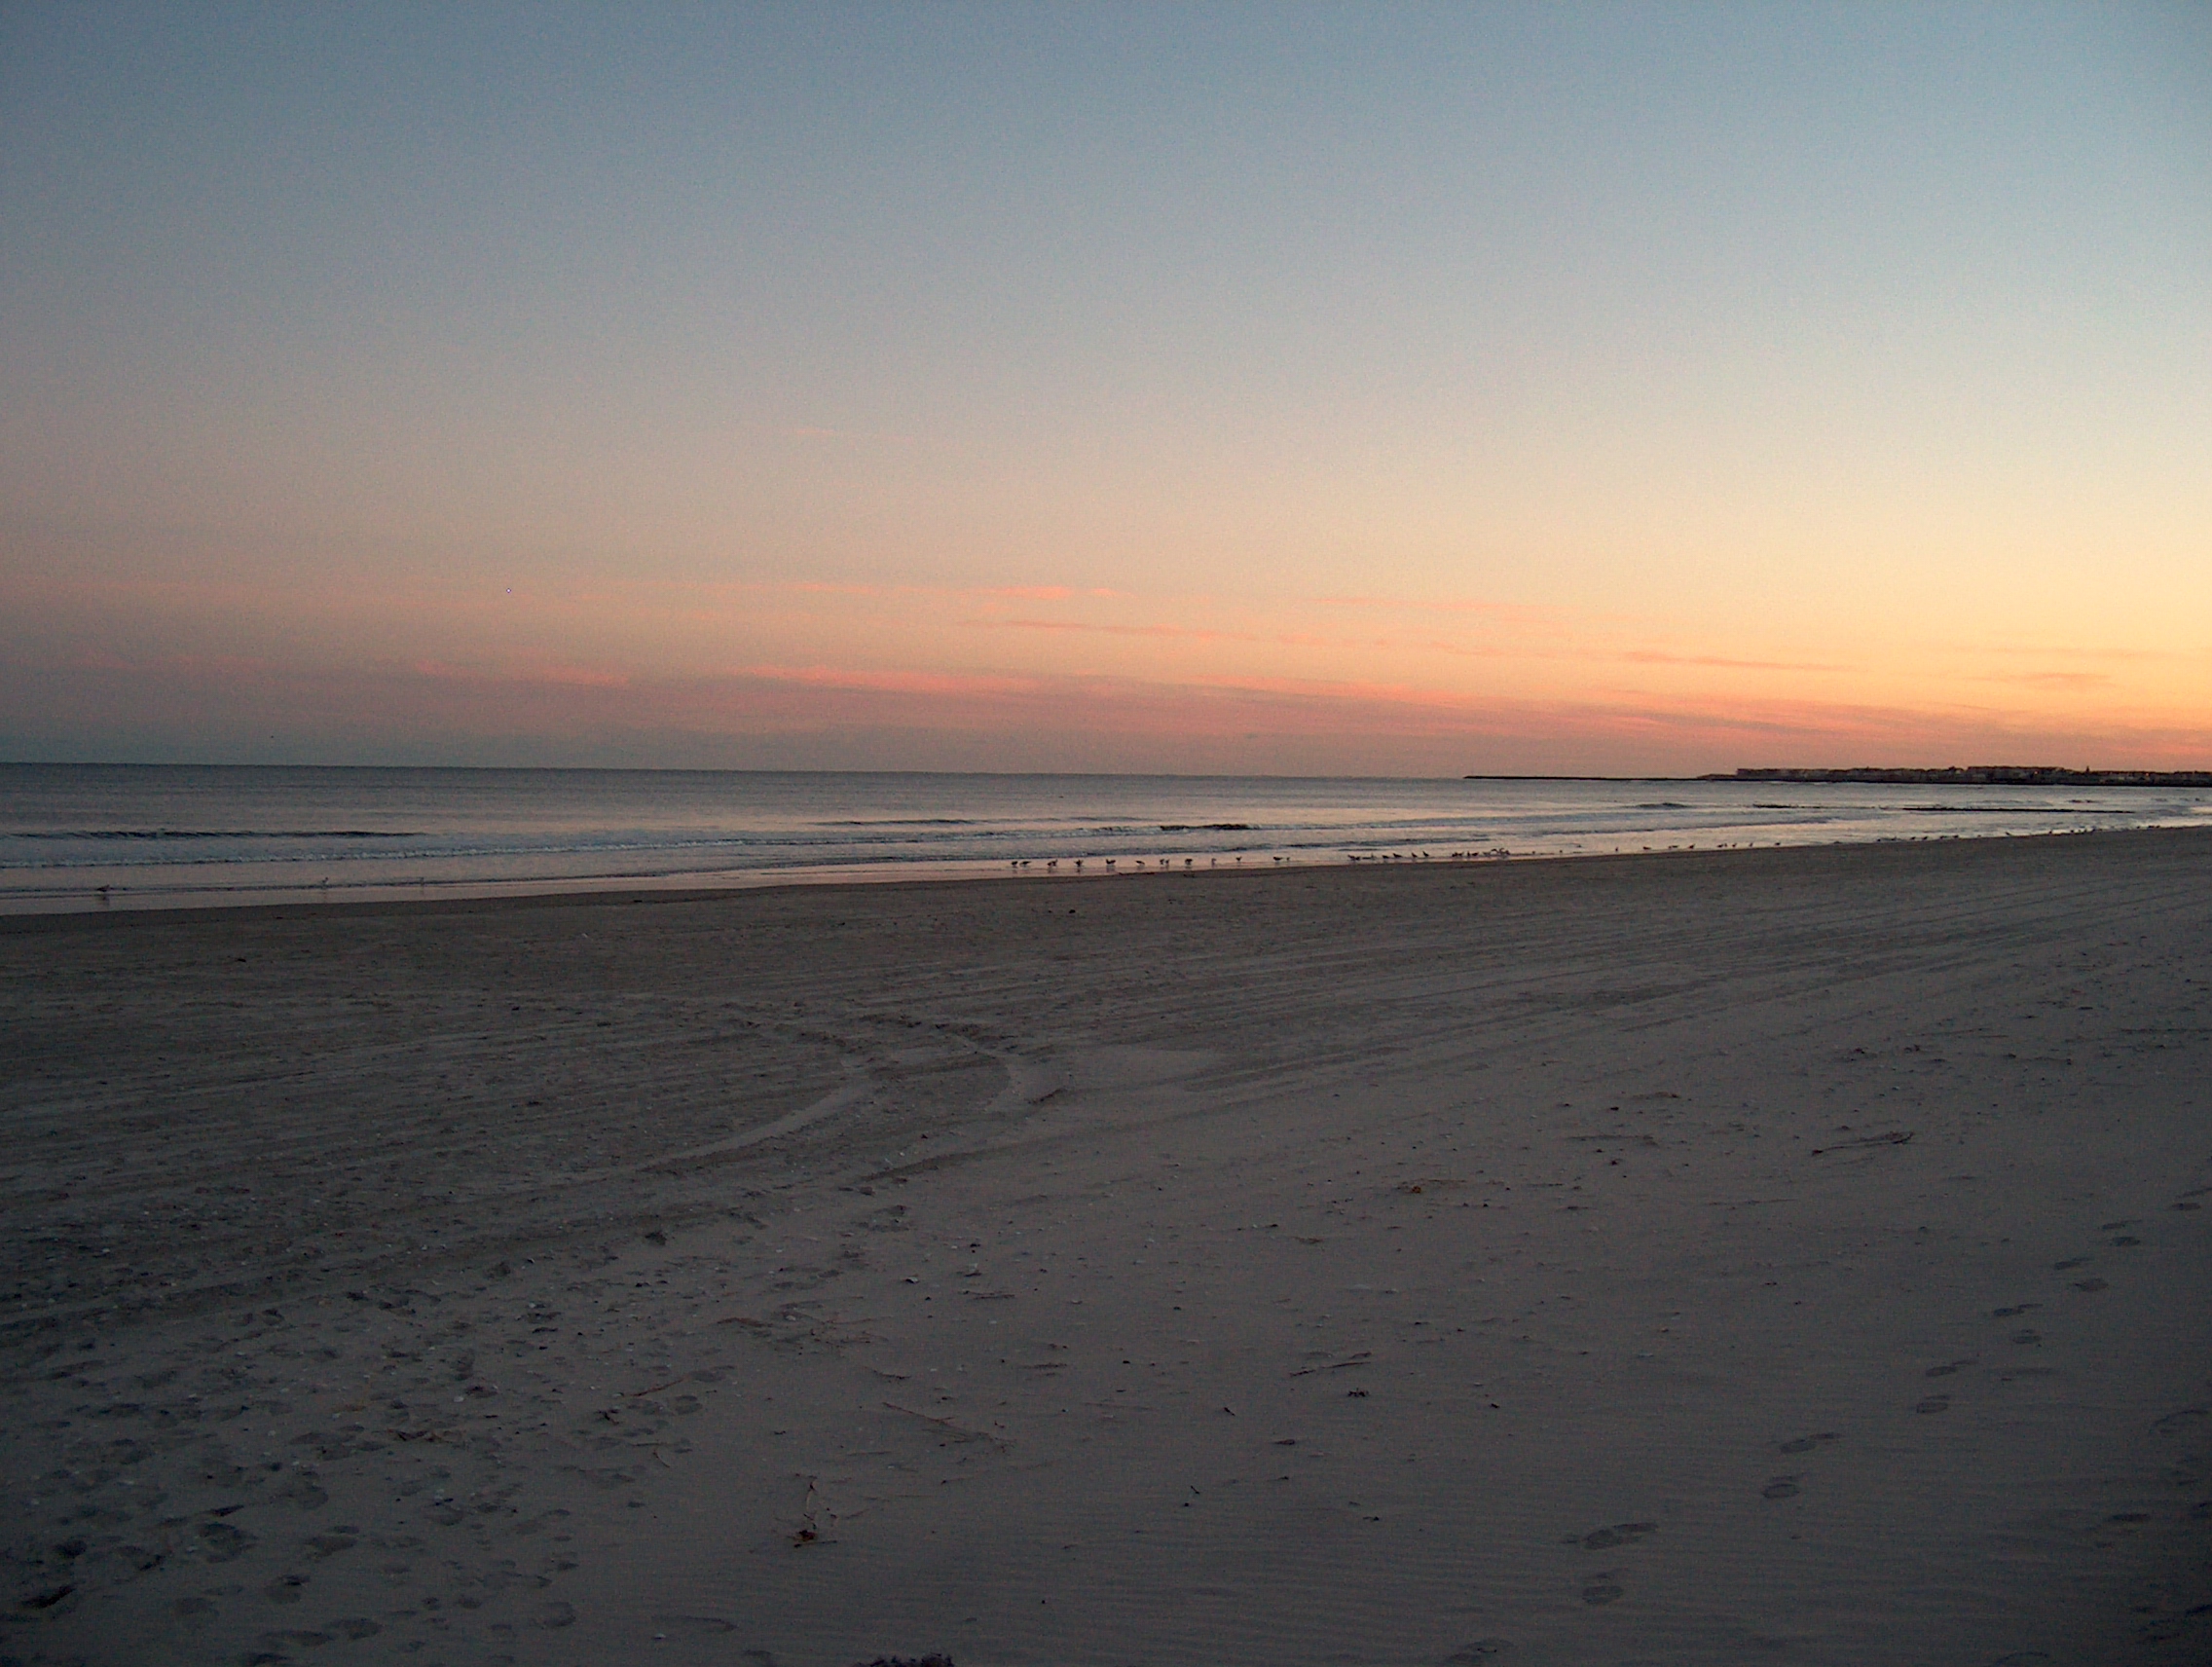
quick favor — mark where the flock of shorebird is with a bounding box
[998,840,1796,875]
[1012,855,1221,872]
[1006,848,1517,874]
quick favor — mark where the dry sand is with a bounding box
[3,831,2209,1667]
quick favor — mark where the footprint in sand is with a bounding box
[197,1521,256,1563]
[1441,1643,1512,1663]
[2073,1278,2110,1292]
[1563,1521,1656,1550]
[261,1630,339,1651]
[1580,1576,1625,1606]
[1779,1431,1839,1454]
[2052,1256,2090,1270]
[1916,1394,1951,1414]
[654,1614,737,1636]
[1925,1360,1975,1378]
[1991,1303,2040,1318]
[1761,1476,1802,1500]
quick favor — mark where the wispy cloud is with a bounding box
[730,664,1044,697]
[1976,670,2115,690]
[963,616,1336,648]
[410,658,633,689]
[1313,593,1558,623]
[1972,645,2172,662]
[1619,649,1850,672]
[10,649,2206,772]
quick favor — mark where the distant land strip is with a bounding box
[1701,766,2212,787]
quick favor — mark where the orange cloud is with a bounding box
[1313,593,1558,623]
[1976,670,2115,690]
[1619,649,1851,672]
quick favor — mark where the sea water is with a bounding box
[2,764,2206,913]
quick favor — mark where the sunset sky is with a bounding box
[4,3,2207,775]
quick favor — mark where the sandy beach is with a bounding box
[3,830,2208,1667]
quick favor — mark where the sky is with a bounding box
[3,3,2207,776]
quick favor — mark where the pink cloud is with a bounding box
[10,648,2207,774]
[1619,649,1851,672]
[731,664,1045,698]
[964,616,1346,649]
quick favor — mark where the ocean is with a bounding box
[3,763,2207,914]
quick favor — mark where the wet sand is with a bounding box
[3,831,2209,1666]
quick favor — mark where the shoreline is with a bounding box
[4,828,2208,1663]
[9,763,2207,920]
[4,818,2198,927]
